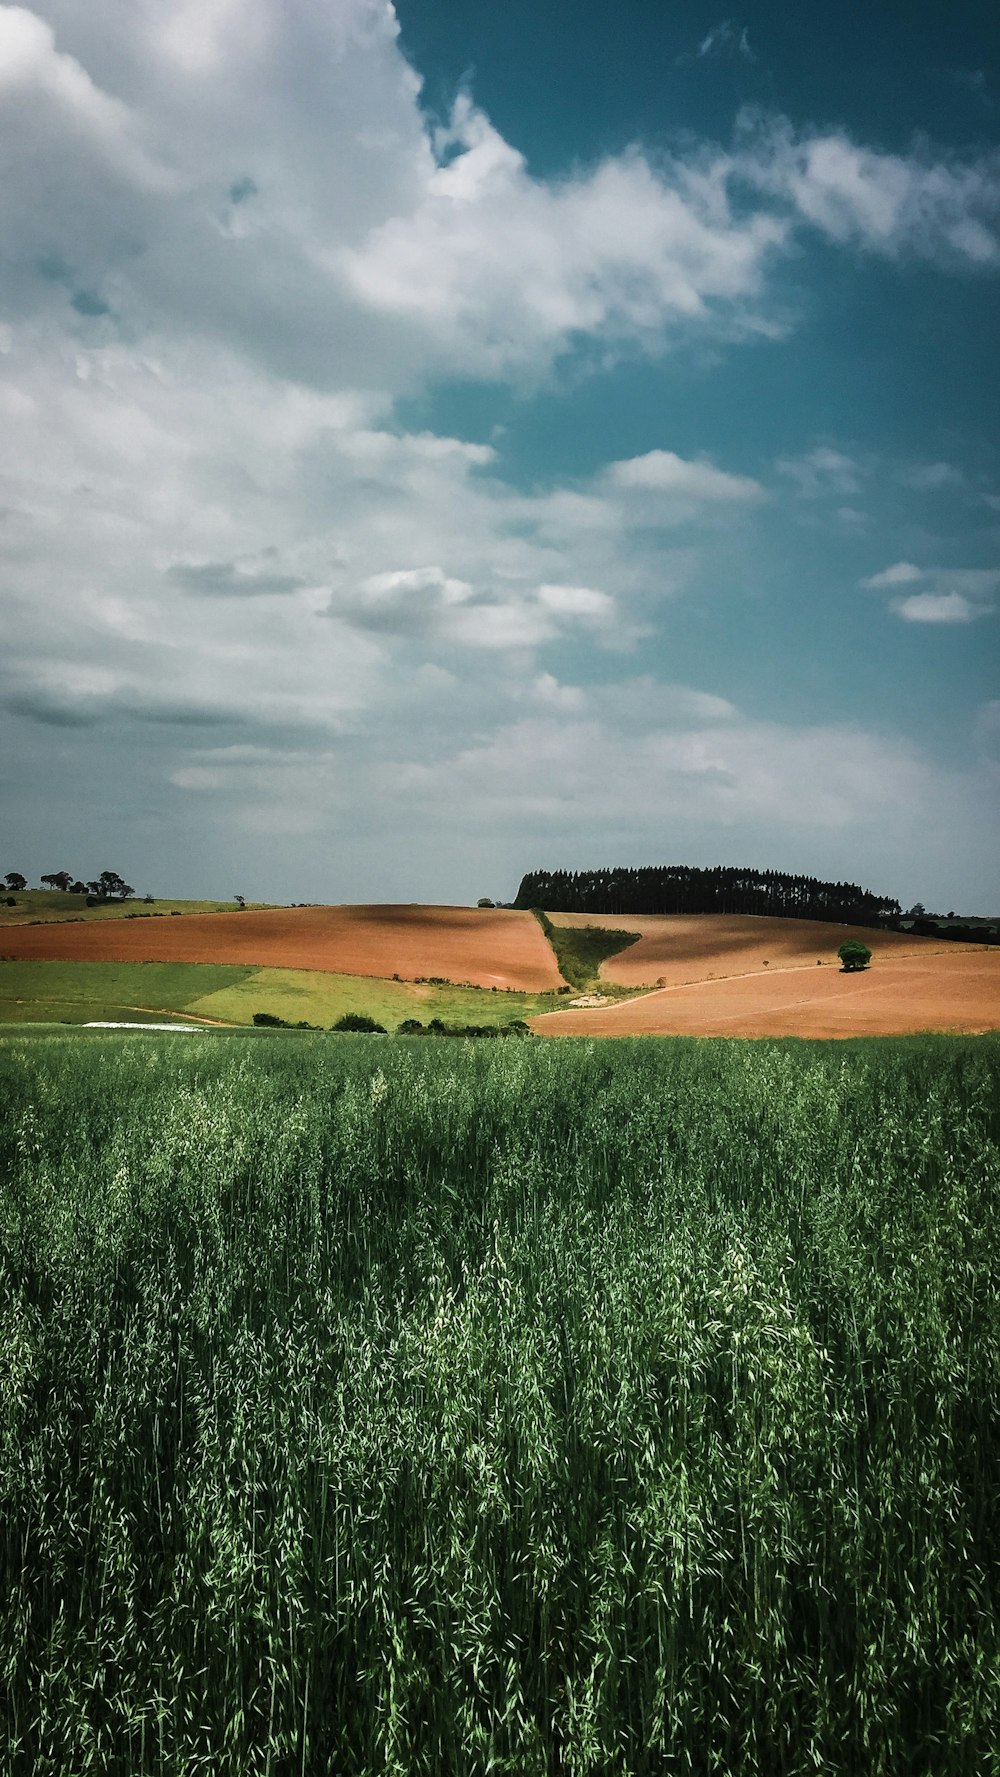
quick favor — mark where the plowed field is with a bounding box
[0,905,563,993]
[532,948,1000,1038]
[547,911,956,987]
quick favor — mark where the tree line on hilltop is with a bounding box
[4,868,134,901]
[514,865,901,928]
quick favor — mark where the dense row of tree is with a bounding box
[513,865,902,928]
[4,869,135,900]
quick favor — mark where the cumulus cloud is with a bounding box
[342,92,790,376]
[892,591,981,624]
[861,564,998,622]
[334,568,621,651]
[1,2,997,905]
[608,449,764,502]
[735,111,1000,264]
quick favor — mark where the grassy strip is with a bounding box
[531,905,641,992]
[0,958,568,1030]
[190,965,565,1030]
[0,889,278,926]
[0,959,251,1023]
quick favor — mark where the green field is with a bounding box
[0,889,279,925]
[0,959,565,1029]
[2,1031,998,1774]
[0,959,251,1024]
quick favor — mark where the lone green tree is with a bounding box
[838,939,872,972]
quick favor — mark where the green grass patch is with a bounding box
[531,906,641,992]
[0,959,251,1024]
[0,958,567,1030]
[0,889,278,926]
[190,965,565,1030]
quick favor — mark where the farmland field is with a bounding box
[533,948,1000,1038]
[0,958,564,1030]
[3,900,996,1038]
[2,1031,998,1774]
[0,902,563,991]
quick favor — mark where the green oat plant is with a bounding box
[0,1031,998,1775]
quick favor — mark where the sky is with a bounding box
[0,0,998,912]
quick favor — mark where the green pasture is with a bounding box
[0,958,566,1029]
[1,1032,998,1774]
[0,889,278,926]
[532,908,641,993]
[0,959,249,1024]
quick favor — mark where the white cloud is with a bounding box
[861,561,924,588]
[531,672,586,712]
[736,112,1000,264]
[892,591,981,624]
[778,446,862,497]
[342,92,790,376]
[383,698,951,843]
[607,449,764,502]
[536,583,616,622]
[696,20,756,63]
[862,564,998,621]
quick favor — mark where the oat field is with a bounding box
[2,1032,998,1774]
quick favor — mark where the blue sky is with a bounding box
[0,1,997,909]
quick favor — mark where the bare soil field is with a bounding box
[532,948,1000,1038]
[547,911,959,987]
[0,905,563,993]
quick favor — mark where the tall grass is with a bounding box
[1,1033,998,1774]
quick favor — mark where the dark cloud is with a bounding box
[70,290,110,317]
[4,686,239,730]
[4,688,101,728]
[166,560,305,597]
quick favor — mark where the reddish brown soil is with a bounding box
[532,949,1000,1039]
[0,904,564,993]
[549,911,956,987]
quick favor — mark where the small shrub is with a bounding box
[331,1013,387,1034]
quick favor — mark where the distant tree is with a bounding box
[331,1013,387,1033]
[40,871,73,892]
[477,897,495,908]
[838,940,872,972]
[97,870,134,901]
[69,880,88,894]
[234,894,246,909]
[907,903,926,918]
[4,872,27,892]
